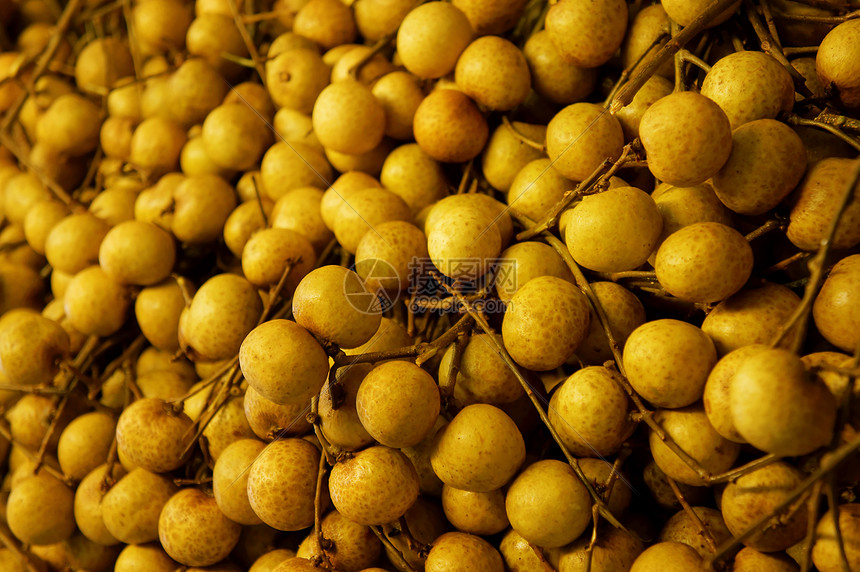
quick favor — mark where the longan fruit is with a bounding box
[452,0,526,35]
[260,142,332,200]
[356,360,440,448]
[786,157,860,251]
[579,457,634,516]
[639,91,733,187]
[324,137,394,176]
[74,463,126,546]
[817,20,860,109]
[494,241,572,304]
[813,504,860,571]
[455,36,530,111]
[549,366,634,457]
[0,262,44,314]
[502,275,590,371]
[621,4,673,79]
[482,121,546,194]
[554,526,643,571]
[333,187,412,255]
[136,369,194,401]
[702,281,802,356]
[132,0,192,55]
[116,398,193,473]
[426,532,503,572]
[380,143,449,214]
[99,221,175,286]
[577,281,646,366]
[44,212,110,275]
[130,116,188,177]
[506,158,570,222]
[721,462,808,552]
[241,228,316,291]
[270,187,334,253]
[240,319,329,405]
[371,71,426,141]
[431,404,525,492]
[243,386,312,441]
[168,59,230,127]
[658,506,733,559]
[186,13,249,81]
[655,222,754,304]
[183,273,262,360]
[712,119,807,215]
[115,544,178,572]
[3,172,51,226]
[662,0,741,27]
[74,38,134,95]
[701,50,795,129]
[201,395,256,460]
[297,510,382,570]
[0,311,69,386]
[36,93,100,157]
[134,278,187,352]
[353,0,415,41]
[649,406,740,486]
[565,186,662,272]
[57,411,116,482]
[615,75,674,140]
[623,319,717,409]
[158,488,241,567]
[64,266,131,337]
[100,116,135,160]
[318,364,374,451]
[7,473,76,545]
[396,2,473,79]
[424,193,513,246]
[505,459,591,548]
[546,102,624,182]
[223,82,276,122]
[292,265,382,348]
[201,103,272,171]
[312,79,385,156]
[813,254,860,353]
[293,0,356,49]
[441,485,508,536]
[266,49,330,114]
[545,0,628,68]
[355,220,428,292]
[702,345,765,445]
[181,135,238,178]
[649,181,733,261]
[172,174,238,245]
[426,203,500,282]
[330,45,396,84]
[329,446,419,526]
[413,89,489,163]
[731,348,836,456]
[523,30,597,105]
[629,541,703,571]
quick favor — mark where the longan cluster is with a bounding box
[0,0,859,571]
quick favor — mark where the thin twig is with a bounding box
[785,113,860,152]
[228,0,266,84]
[668,477,718,553]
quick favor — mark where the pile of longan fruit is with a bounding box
[0,0,859,570]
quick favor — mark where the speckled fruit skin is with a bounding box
[502,275,590,371]
[787,157,860,251]
[564,186,663,272]
[622,319,717,409]
[701,50,795,129]
[813,254,860,352]
[102,468,178,545]
[654,222,753,304]
[548,366,634,457]
[649,406,740,486]
[556,526,644,571]
[721,462,808,552]
[730,348,836,457]
[213,438,266,526]
[546,102,624,182]
[455,36,530,111]
[6,473,75,545]
[703,345,767,444]
[328,446,419,526]
[413,89,489,163]
[545,0,628,68]
[658,507,733,559]
[247,438,320,531]
[639,91,733,187]
[813,503,860,572]
[239,319,330,406]
[506,460,592,548]
[629,541,704,572]
[816,19,860,109]
[430,404,525,492]
[712,119,808,215]
[427,204,502,282]
[426,532,504,572]
[158,488,241,567]
[115,397,193,473]
[701,281,801,356]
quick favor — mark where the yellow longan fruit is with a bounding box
[545,0,628,68]
[546,102,624,181]
[293,0,357,49]
[396,2,473,79]
[413,89,488,163]
[455,36,530,111]
[523,30,597,105]
[817,19,860,109]
[201,103,273,171]
[266,49,331,114]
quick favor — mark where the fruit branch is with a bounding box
[800,479,824,572]
[667,477,718,554]
[745,0,812,95]
[785,113,860,152]
[610,0,746,113]
[228,0,266,84]
[825,474,851,572]
[502,116,545,151]
[771,158,860,352]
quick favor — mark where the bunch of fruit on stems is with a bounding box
[2,0,860,569]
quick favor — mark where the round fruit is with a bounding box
[396,2,473,79]
[426,532,503,572]
[813,254,860,352]
[546,102,624,182]
[247,438,320,531]
[115,398,193,473]
[413,89,489,163]
[455,36,531,111]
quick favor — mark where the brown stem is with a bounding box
[816,110,860,135]
[502,116,545,152]
[439,333,466,400]
[677,48,712,73]
[801,480,823,572]
[667,477,718,553]
[371,526,418,572]
[228,0,266,84]
[826,475,851,572]
[783,46,820,56]
[707,453,779,484]
[0,523,43,572]
[744,219,783,241]
[516,141,640,242]
[745,0,812,96]
[771,9,860,23]
[596,270,658,282]
[610,0,747,113]
[604,32,671,107]
[349,31,397,80]
[759,0,784,50]
[785,113,860,152]
[314,448,334,568]
[771,159,860,352]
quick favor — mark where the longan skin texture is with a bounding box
[396,2,473,79]
[639,91,733,187]
[247,439,320,531]
[816,20,860,109]
[413,89,489,163]
[115,398,193,473]
[426,532,504,572]
[455,36,531,111]
[546,102,624,182]
[813,254,860,352]
[502,275,590,372]
[158,488,242,567]
[545,0,628,68]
